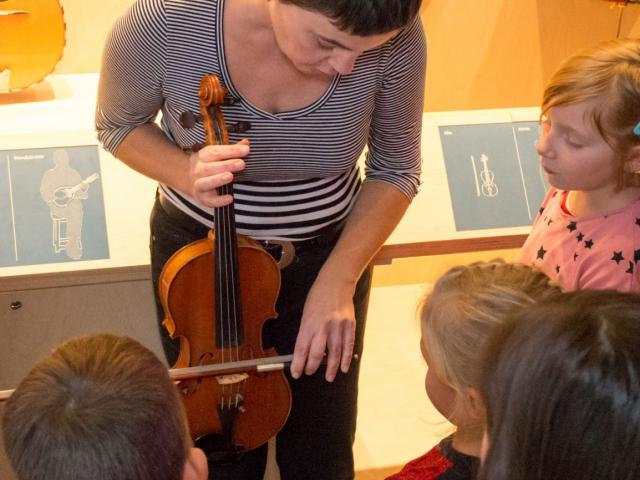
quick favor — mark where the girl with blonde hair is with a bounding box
[519,38,640,292]
[387,260,561,480]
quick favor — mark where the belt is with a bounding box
[157,190,345,269]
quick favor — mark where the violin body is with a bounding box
[160,233,291,451]
[0,0,66,91]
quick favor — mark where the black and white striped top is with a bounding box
[96,0,425,240]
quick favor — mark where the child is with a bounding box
[519,38,640,292]
[2,334,208,480]
[386,260,561,480]
[479,289,640,480]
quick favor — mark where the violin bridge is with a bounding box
[216,373,249,385]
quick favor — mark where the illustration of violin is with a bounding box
[52,173,99,208]
[479,154,498,197]
[0,0,66,91]
[470,154,499,198]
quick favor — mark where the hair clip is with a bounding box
[634,121,640,136]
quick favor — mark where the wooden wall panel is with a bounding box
[420,0,636,111]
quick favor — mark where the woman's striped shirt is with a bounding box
[96,0,426,240]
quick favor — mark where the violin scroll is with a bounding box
[199,75,229,146]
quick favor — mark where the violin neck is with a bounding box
[213,181,244,348]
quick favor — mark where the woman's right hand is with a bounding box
[188,139,248,207]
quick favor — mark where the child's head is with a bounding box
[2,334,207,480]
[480,289,640,480]
[419,260,560,428]
[540,38,640,190]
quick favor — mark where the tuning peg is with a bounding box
[183,142,206,153]
[179,111,202,128]
[228,121,252,134]
[223,95,239,106]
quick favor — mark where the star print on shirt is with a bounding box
[555,265,560,273]
[634,249,640,264]
[567,221,577,232]
[584,239,594,249]
[539,207,545,215]
[635,217,640,227]
[576,232,584,242]
[627,262,634,274]
[547,218,553,226]
[612,251,624,264]
[537,246,547,259]
[574,252,579,261]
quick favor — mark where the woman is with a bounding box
[96,1,425,478]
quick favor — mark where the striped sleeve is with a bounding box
[95,0,167,155]
[365,15,426,199]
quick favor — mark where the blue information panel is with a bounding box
[439,121,550,231]
[0,145,109,267]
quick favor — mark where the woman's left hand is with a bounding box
[290,273,357,382]
[289,180,412,383]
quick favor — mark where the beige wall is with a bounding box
[56,0,133,75]
[422,0,640,111]
[56,0,640,111]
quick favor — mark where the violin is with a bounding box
[158,75,291,455]
[0,0,66,92]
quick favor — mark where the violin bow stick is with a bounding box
[0,354,359,401]
[169,353,359,380]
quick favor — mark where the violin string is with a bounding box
[225,186,242,403]
[223,201,232,404]
[217,95,243,404]
[223,187,240,405]
[214,202,228,405]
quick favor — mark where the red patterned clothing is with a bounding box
[385,435,478,480]
[519,188,640,292]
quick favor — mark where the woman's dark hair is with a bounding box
[279,0,422,35]
[480,290,640,480]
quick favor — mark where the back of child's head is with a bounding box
[480,289,640,480]
[420,260,561,422]
[2,334,191,480]
[542,38,640,188]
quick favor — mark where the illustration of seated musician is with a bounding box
[39,149,98,260]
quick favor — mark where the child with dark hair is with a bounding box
[2,334,208,480]
[480,290,640,480]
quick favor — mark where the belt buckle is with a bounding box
[262,240,295,269]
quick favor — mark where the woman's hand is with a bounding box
[290,273,357,382]
[188,139,249,207]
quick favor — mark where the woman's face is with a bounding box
[267,1,399,76]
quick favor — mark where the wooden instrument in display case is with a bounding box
[0,0,66,92]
